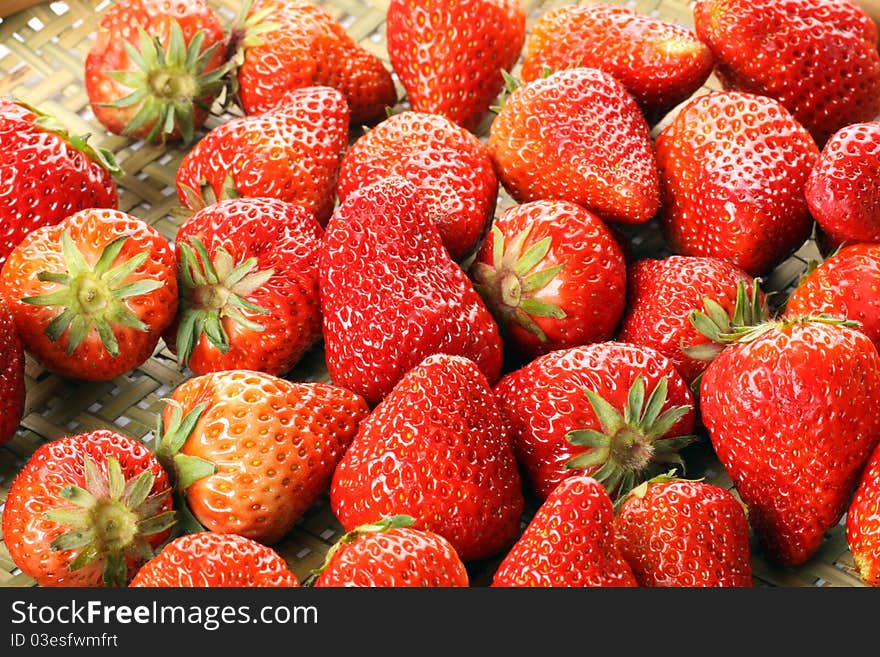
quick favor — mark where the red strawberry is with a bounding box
[84,0,228,144]
[0,208,178,381]
[613,475,753,587]
[0,99,118,269]
[494,342,696,501]
[693,0,880,146]
[330,354,524,562]
[805,122,880,245]
[310,515,468,587]
[336,110,498,261]
[470,200,627,360]
[386,0,526,131]
[656,91,819,276]
[176,85,349,225]
[166,197,323,377]
[700,319,880,566]
[156,369,369,545]
[492,475,637,587]
[522,3,714,125]
[129,532,299,587]
[319,176,502,406]
[233,0,397,125]
[488,67,660,225]
[847,442,880,586]
[0,297,24,447]
[1,430,175,587]
[784,243,880,353]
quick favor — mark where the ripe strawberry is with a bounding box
[492,475,637,587]
[488,67,660,225]
[0,297,25,447]
[693,0,880,146]
[847,442,880,586]
[310,515,468,587]
[805,122,880,245]
[176,85,349,225]
[700,319,880,566]
[319,176,502,406]
[521,3,713,125]
[656,91,819,276]
[84,0,228,144]
[494,342,696,501]
[1,430,175,587]
[470,200,627,360]
[784,243,880,353]
[165,197,323,377]
[232,0,396,125]
[616,256,765,385]
[156,370,369,545]
[336,110,498,261]
[0,208,178,381]
[386,0,526,131]
[330,354,524,562]
[129,532,299,587]
[0,99,118,269]
[613,475,753,587]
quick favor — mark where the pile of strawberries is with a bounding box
[1,0,880,588]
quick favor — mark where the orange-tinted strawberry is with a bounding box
[0,297,24,447]
[847,442,880,586]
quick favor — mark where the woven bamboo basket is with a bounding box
[0,0,868,588]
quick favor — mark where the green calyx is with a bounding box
[174,236,274,368]
[178,174,240,212]
[564,376,696,502]
[43,455,176,587]
[224,0,280,104]
[22,231,163,357]
[685,278,769,361]
[471,224,566,343]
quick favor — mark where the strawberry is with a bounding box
[700,318,880,566]
[319,176,503,406]
[232,0,396,125]
[0,297,25,447]
[492,475,637,587]
[0,208,178,381]
[494,342,696,501]
[310,515,468,587]
[330,354,524,562]
[470,200,627,361]
[176,85,349,225]
[155,370,369,545]
[521,3,714,125]
[488,67,660,225]
[805,122,880,245]
[166,197,323,377]
[847,442,880,586]
[336,110,498,261]
[616,256,765,385]
[386,0,526,132]
[1,430,175,587]
[656,91,819,276]
[84,0,228,144]
[129,532,299,587]
[613,475,753,587]
[693,0,880,146]
[0,99,118,269]
[784,243,880,353]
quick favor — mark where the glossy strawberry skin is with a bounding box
[656,91,818,276]
[488,67,660,225]
[700,321,880,566]
[492,476,637,587]
[129,532,299,587]
[176,86,349,225]
[387,0,526,131]
[847,443,880,586]
[0,297,25,447]
[319,176,503,406]
[614,479,753,587]
[330,354,524,562]
[694,0,880,146]
[337,111,498,261]
[237,0,396,125]
[167,370,369,545]
[522,3,713,125]
[314,527,469,587]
